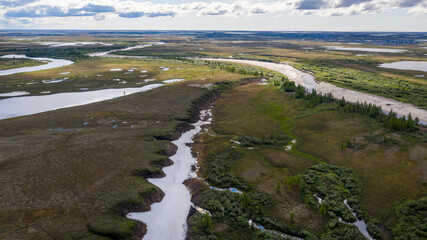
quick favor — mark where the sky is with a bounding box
[0,0,426,31]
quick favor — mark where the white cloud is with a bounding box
[0,0,425,26]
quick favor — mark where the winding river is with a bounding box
[127,109,212,240]
[201,58,427,123]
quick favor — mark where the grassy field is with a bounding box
[294,110,427,226]
[193,83,327,236]
[0,58,47,70]
[191,82,426,239]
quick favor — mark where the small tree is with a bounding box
[319,203,327,216]
[201,213,212,232]
[290,212,295,223]
[242,192,251,207]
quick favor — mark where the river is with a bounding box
[127,109,212,240]
[200,58,427,123]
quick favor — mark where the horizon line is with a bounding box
[1,29,427,33]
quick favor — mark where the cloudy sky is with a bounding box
[0,0,426,31]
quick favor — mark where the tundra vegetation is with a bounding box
[0,50,249,238]
[0,58,47,70]
[0,32,425,240]
[189,79,425,239]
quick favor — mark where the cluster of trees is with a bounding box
[392,197,427,240]
[283,82,335,109]
[199,189,270,229]
[338,97,419,132]
[284,82,420,132]
[282,81,297,92]
[301,90,334,108]
[238,134,291,148]
[382,111,418,132]
[205,149,247,190]
[301,164,383,239]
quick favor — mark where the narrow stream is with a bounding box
[127,109,212,240]
[342,199,374,240]
[316,196,374,240]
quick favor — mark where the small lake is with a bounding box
[324,46,407,53]
[0,84,163,120]
[0,54,74,76]
[379,61,427,72]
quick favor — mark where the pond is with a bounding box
[379,61,427,72]
[324,46,407,53]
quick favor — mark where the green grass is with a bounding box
[0,58,47,70]
[294,110,427,231]
[194,82,426,239]
[197,83,327,234]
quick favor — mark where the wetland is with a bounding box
[0,30,425,240]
